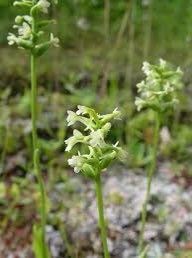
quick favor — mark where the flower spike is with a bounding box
[135,59,183,113]
[8,0,59,56]
[65,106,125,179]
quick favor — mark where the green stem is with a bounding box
[0,125,8,174]
[126,0,136,101]
[31,15,38,153]
[143,0,153,59]
[138,111,160,254]
[95,174,110,258]
[31,53,38,153]
[104,0,110,43]
[31,17,48,258]
[34,149,47,258]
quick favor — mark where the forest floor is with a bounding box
[1,164,192,258]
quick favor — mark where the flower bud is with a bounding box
[15,16,23,24]
[100,108,121,125]
[13,1,32,7]
[82,163,96,179]
[100,151,117,170]
[36,0,51,14]
[17,38,33,49]
[34,42,52,57]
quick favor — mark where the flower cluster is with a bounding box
[65,106,125,179]
[8,0,59,56]
[135,59,183,112]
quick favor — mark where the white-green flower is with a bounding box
[76,105,98,118]
[37,0,51,14]
[66,110,95,131]
[50,33,60,47]
[142,61,151,76]
[135,97,146,112]
[23,15,32,24]
[65,129,88,152]
[17,22,32,39]
[89,129,105,147]
[68,155,85,173]
[66,111,79,126]
[76,105,88,115]
[100,107,121,125]
[7,33,18,45]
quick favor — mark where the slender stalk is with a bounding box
[95,174,110,258]
[31,15,38,153]
[31,17,48,258]
[138,111,160,254]
[34,149,47,258]
[31,53,38,153]
[104,0,110,43]
[143,0,153,59]
[100,0,110,97]
[126,0,136,98]
[100,1,130,97]
[0,125,8,174]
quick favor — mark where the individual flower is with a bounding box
[16,22,32,39]
[37,0,51,14]
[7,33,18,45]
[65,129,89,152]
[66,111,78,126]
[89,129,105,147]
[66,110,95,131]
[50,33,60,47]
[99,107,121,125]
[68,155,85,173]
[23,15,33,24]
[142,61,151,76]
[76,105,91,115]
[135,97,146,112]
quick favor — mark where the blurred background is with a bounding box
[0,0,192,258]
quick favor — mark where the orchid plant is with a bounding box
[8,1,59,257]
[65,105,125,258]
[135,59,183,255]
